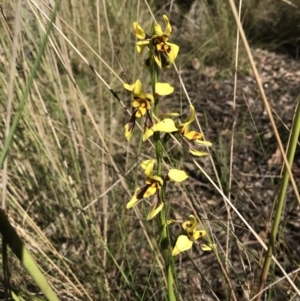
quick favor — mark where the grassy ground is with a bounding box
[0,0,299,300]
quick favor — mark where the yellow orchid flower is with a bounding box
[133,15,171,46]
[177,105,212,156]
[182,215,205,239]
[124,79,154,118]
[177,105,210,145]
[152,38,179,69]
[172,215,206,256]
[124,79,154,140]
[126,160,188,219]
[142,106,211,156]
[133,15,179,69]
[133,15,171,54]
[151,15,179,69]
[126,159,164,216]
[124,80,174,141]
[140,159,163,199]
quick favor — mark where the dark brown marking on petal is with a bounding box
[136,184,151,199]
[185,222,192,228]
[156,190,162,204]
[127,121,135,134]
[191,132,202,140]
[145,112,154,128]
[153,36,164,45]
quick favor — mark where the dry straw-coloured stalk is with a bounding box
[0,1,61,300]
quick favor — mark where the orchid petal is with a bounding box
[166,42,179,64]
[141,159,155,176]
[153,23,163,36]
[189,148,209,157]
[143,186,157,198]
[153,118,177,133]
[172,235,193,256]
[184,105,196,125]
[126,189,140,208]
[168,169,188,182]
[201,243,217,251]
[194,139,212,146]
[153,53,162,68]
[178,105,196,134]
[133,22,147,39]
[147,201,164,220]
[135,107,147,118]
[193,230,206,240]
[143,128,154,141]
[124,122,135,141]
[123,82,136,92]
[147,175,163,186]
[133,79,142,94]
[136,42,148,54]
[145,93,154,104]
[155,83,174,96]
[163,15,172,36]
[124,79,143,94]
[136,40,149,53]
[184,130,203,141]
[158,112,180,119]
[182,215,198,233]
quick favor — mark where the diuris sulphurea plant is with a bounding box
[124,15,212,300]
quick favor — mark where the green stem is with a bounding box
[151,60,162,175]
[149,52,176,300]
[167,265,176,300]
[255,96,300,301]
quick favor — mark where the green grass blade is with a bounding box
[256,96,300,300]
[0,210,59,301]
